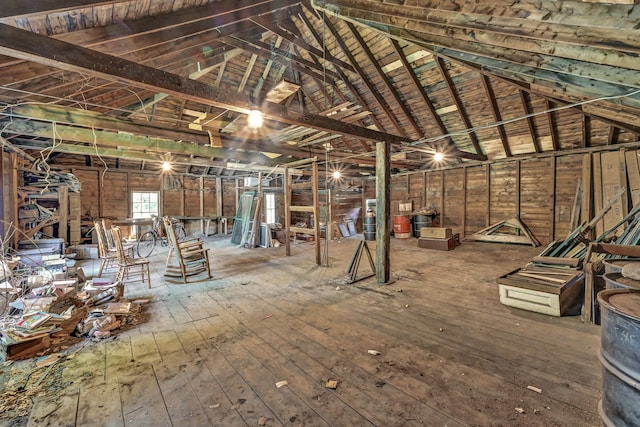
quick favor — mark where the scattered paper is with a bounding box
[527,385,542,393]
[209,403,220,409]
[367,350,381,356]
[258,417,267,426]
[515,407,525,414]
[276,380,288,388]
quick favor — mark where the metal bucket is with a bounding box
[597,289,640,426]
[603,272,640,290]
[364,215,376,241]
[413,214,433,238]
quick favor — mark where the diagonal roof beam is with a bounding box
[434,56,483,155]
[518,90,542,154]
[479,75,511,157]
[251,14,355,74]
[0,23,414,146]
[345,21,423,139]
[322,16,405,136]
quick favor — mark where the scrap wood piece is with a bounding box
[465,217,540,247]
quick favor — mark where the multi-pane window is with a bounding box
[132,192,159,218]
[265,192,276,224]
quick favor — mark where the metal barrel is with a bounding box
[393,215,411,238]
[597,289,640,426]
[603,272,640,290]
[364,215,376,241]
[603,258,640,275]
[413,214,433,237]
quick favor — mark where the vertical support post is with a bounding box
[516,160,521,218]
[216,177,222,217]
[312,161,321,265]
[199,176,205,234]
[376,141,390,284]
[485,164,491,227]
[439,170,445,227]
[284,166,291,257]
[461,167,467,239]
[549,154,557,242]
[0,151,18,247]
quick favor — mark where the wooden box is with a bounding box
[419,227,452,239]
[497,268,584,316]
[417,234,459,251]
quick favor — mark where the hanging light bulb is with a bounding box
[162,161,172,171]
[248,110,264,128]
[332,170,342,179]
[433,152,445,162]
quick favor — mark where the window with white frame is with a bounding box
[132,191,159,219]
[265,192,276,224]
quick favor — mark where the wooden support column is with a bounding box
[439,170,445,227]
[376,141,391,285]
[485,165,491,227]
[312,162,321,265]
[199,176,205,234]
[516,160,521,218]
[549,155,557,242]
[461,167,467,238]
[284,167,291,257]
[216,177,222,217]
[0,151,18,246]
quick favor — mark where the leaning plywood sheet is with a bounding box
[600,151,627,235]
[465,217,540,247]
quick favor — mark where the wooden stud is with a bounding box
[375,141,390,285]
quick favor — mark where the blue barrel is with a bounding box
[597,289,640,426]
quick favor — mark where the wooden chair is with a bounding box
[162,216,211,283]
[94,220,118,276]
[111,226,151,288]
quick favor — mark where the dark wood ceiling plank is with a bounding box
[0,23,414,146]
[390,40,448,137]
[0,1,120,18]
[582,115,591,148]
[479,75,511,157]
[607,127,619,145]
[545,100,560,151]
[433,56,483,155]
[313,0,640,65]
[518,90,542,154]
[321,16,405,136]
[296,5,385,140]
[250,14,356,74]
[345,21,423,139]
[223,36,341,84]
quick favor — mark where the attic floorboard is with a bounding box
[2,236,601,426]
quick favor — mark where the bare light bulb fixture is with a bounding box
[433,152,445,162]
[248,109,264,128]
[162,161,172,171]
[332,170,342,179]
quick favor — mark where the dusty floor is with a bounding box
[0,234,601,426]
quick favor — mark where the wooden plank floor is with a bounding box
[1,235,602,426]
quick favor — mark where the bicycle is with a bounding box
[136,215,186,258]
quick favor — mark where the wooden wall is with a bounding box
[375,151,625,246]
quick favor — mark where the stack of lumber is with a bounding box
[22,169,81,193]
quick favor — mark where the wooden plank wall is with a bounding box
[397,153,594,245]
[64,168,234,231]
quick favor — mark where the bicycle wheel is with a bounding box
[137,231,156,258]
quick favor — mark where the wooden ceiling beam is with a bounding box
[0,1,120,18]
[390,40,448,137]
[0,24,415,146]
[250,14,355,74]
[434,56,483,155]
[296,5,385,140]
[2,119,281,165]
[518,90,542,154]
[480,75,511,157]
[345,21,423,139]
[322,16,405,137]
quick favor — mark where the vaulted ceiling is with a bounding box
[0,0,638,177]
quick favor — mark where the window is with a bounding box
[265,192,276,224]
[132,192,159,219]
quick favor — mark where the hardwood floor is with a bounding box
[1,235,601,426]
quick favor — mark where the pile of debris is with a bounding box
[1,255,144,361]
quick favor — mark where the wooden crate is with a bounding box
[497,268,584,316]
